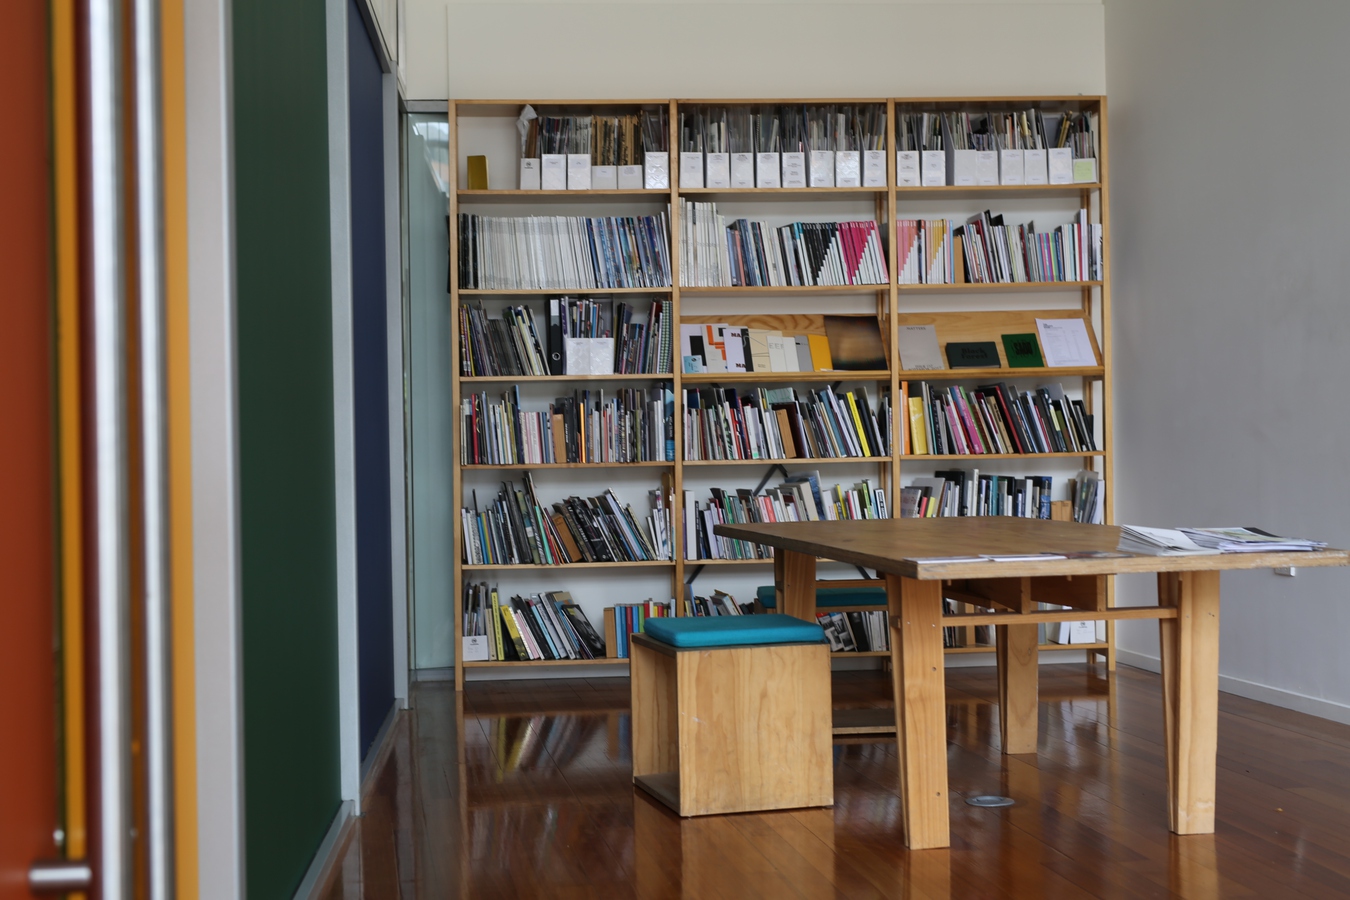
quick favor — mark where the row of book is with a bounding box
[459,298,674,377]
[906,381,1096,456]
[462,583,607,662]
[608,600,674,658]
[523,112,661,164]
[679,316,886,375]
[818,611,890,653]
[685,473,888,561]
[683,588,752,617]
[680,201,888,288]
[460,476,673,565]
[900,472,1057,519]
[896,110,1098,186]
[457,213,672,290]
[683,386,890,462]
[679,105,887,155]
[897,210,1103,285]
[460,387,674,466]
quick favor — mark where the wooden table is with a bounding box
[712,517,1348,850]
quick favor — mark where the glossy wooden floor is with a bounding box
[320,663,1350,898]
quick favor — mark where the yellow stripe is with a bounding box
[161,0,199,894]
[52,0,86,871]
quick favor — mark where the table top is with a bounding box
[712,518,1349,580]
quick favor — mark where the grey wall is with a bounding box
[1106,0,1350,720]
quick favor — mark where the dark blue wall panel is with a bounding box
[348,0,395,760]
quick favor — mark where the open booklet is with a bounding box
[1120,525,1327,556]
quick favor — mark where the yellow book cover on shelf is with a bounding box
[845,392,871,456]
[907,395,929,455]
[806,333,834,371]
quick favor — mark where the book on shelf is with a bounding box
[896,107,1097,187]
[896,324,944,371]
[906,380,1095,456]
[942,598,995,649]
[461,475,673,565]
[457,213,671,290]
[818,610,890,653]
[897,210,1102,285]
[460,386,673,465]
[1069,469,1104,524]
[945,341,1000,369]
[682,385,889,462]
[462,582,609,661]
[605,600,672,658]
[683,587,754,617]
[684,472,888,561]
[1001,333,1045,368]
[900,471,1056,519]
[679,200,889,288]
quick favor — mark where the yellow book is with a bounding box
[490,586,505,661]
[806,333,834,371]
[467,155,489,190]
[845,391,871,456]
[907,395,929,455]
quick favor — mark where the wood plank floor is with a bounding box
[320,664,1350,898]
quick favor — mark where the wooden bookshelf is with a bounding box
[448,96,1114,688]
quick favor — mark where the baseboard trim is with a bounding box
[1116,648,1350,727]
[291,799,355,900]
[359,702,401,794]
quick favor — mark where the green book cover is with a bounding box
[1001,333,1045,368]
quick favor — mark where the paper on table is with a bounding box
[1036,318,1097,368]
[980,554,1067,562]
[909,556,990,564]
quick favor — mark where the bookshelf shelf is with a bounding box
[457,189,667,203]
[462,461,674,471]
[447,95,1114,688]
[680,284,885,295]
[462,657,630,668]
[681,369,891,384]
[898,366,1104,380]
[683,456,892,467]
[460,287,673,296]
[906,451,1105,461]
[897,281,1102,294]
[461,373,675,384]
[461,561,674,571]
[833,650,890,658]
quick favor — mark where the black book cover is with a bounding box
[847,611,871,651]
[561,604,606,658]
[547,297,564,376]
[945,341,1001,368]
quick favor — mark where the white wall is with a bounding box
[1105,0,1350,721]
[405,1,1105,101]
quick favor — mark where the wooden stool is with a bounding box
[630,614,833,816]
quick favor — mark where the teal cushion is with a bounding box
[644,614,825,648]
[755,585,887,609]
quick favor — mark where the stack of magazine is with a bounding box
[1120,525,1326,556]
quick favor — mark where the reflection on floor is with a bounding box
[320,664,1350,898]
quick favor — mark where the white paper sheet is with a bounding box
[1036,318,1097,367]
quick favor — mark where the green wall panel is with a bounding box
[232,0,342,895]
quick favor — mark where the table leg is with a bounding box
[774,549,817,621]
[1158,570,1221,834]
[886,573,950,850]
[996,623,1039,755]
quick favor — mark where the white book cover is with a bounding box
[719,325,748,372]
[896,324,945,371]
[765,332,792,371]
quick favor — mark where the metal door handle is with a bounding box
[28,860,93,893]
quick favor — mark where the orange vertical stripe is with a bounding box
[161,0,199,895]
[52,0,87,872]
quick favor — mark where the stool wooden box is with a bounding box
[630,625,833,816]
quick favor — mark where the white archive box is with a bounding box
[705,152,731,189]
[519,158,541,190]
[920,150,946,186]
[755,152,781,188]
[998,149,1024,186]
[1023,148,1048,185]
[564,338,616,376]
[566,154,592,190]
[975,150,999,186]
[462,635,490,662]
[730,152,755,188]
[862,150,887,187]
[541,154,567,190]
[781,152,806,188]
[808,150,835,187]
[617,165,644,190]
[1049,620,1098,645]
[834,150,861,187]
[643,152,669,190]
[1048,147,1075,184]
[950,148,978,186]
[590,165,618,190]
[896,151,920,187]
[639,152,666,188]
[679,151,704,189]
[1073,157,1099,183]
